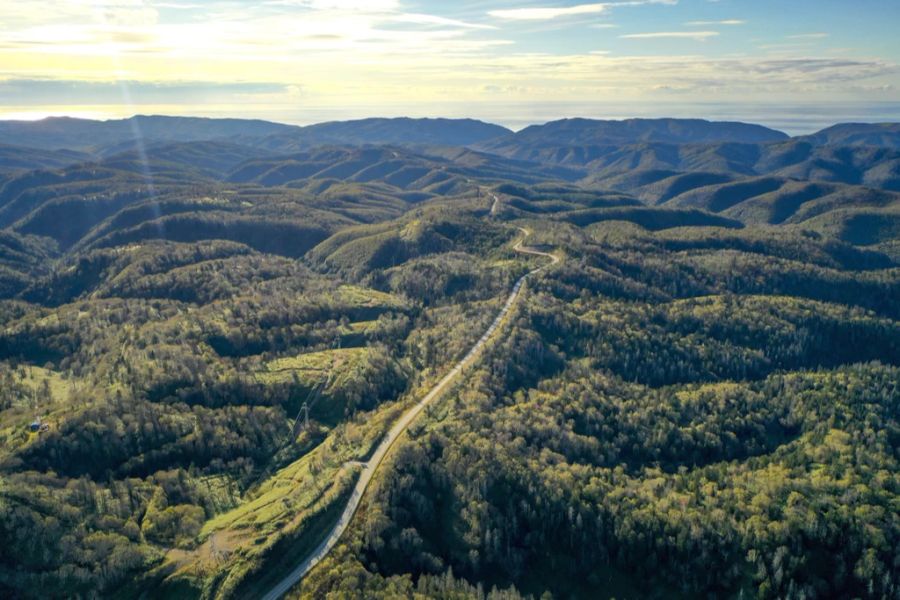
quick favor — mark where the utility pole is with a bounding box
[291,399,311,438]
[290,347,339,442]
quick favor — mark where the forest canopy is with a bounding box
[0,117,897,600]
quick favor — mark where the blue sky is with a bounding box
[0,0,898,131]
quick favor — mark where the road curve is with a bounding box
[260,224,557,600]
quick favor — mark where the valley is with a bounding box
[0,115,896,600]
[262,225,559,600]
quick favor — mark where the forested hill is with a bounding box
[0,115,897,600]
[799,122,900,148]
[478,116,789,151]
[252,117,513,152]
[0,115,299,150]
[0,115,511,155]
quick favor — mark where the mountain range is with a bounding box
[0,115,896,261]
[3,114,898,166]
[0,112,898,600]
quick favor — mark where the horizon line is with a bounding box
[2,111,900,133]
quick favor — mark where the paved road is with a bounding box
[260,222,557,600]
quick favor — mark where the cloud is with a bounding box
[263,0,399,10]
[487,0,676,21]
[685,19,744,26]
[390,13,496,30]
[0,53,895,115]
[787,33,829,39]
[488,3,608,21]
[0,0,160,27]
[0,0,895,113]
[154,2,205,8]
[0,0,508,64]
[0,78,292,105]
[621,31,719,40]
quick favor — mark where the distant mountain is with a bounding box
[479,118,788,156]
[0,115,298,151]
[660,174,900,247]
[2,112,899,255]
[104,140,275,177]
[801,123,900,149]
[0,143,92,173]
[226,145,582,194]
[249,117,511,151]
[0,115,511,156]
[525,140,900,194]
[663,175,900,224]
[0,140,584,253]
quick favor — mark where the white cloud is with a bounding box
[0,0,160,27]
[621,31,719,40]
[1,52,896,111]
[787,32,829,39]
[154,2,205,8]
[391,13,496,30]
[685,19,744,26]
[488,3,608,21]
[0,0,895,111]
[263,0,399,10]
[0,0,506,62]
[487,0,677,23]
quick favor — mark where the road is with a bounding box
[260,221,557,600]
[490,193,501,216]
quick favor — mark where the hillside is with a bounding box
[226,145,583,193]
[0,116,511,155]
[252,117,511,151]
[479,117,788,154]
[101,140,274,177]
[0,116,896,600]
[0,142,581,255]
[489,140,900,192]
[801,122,900,148]
[0,144,92,173]
[0,115,298,151]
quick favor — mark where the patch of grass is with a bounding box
[224,480,356,600]
[0,365,93,457]
[259,347,370,387]
[333,284,407,310]
[150,397,407,598]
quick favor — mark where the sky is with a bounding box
[1,0,899,132]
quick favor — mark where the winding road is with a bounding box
[260,221,558,600]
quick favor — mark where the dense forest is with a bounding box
[0,116,897,599]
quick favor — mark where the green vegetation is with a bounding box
[0,118,897,599]
[298,215,899,600]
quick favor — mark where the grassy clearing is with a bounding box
[152,395,408,599]
[341,319,378,334]
[259,347,370,387]
[333,284,406,310]
[0,365,92,456]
